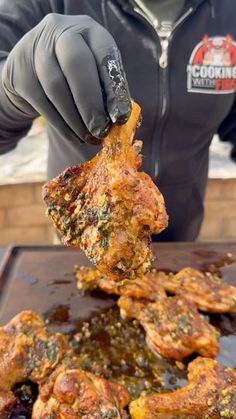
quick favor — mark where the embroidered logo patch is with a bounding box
[187,35,236,94]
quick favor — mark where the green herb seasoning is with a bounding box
[70,306,187,401]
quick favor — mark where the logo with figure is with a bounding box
[187,35,236,94]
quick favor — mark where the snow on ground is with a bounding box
[209,135,236,178]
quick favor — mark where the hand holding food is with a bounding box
[44,102,168,280]
[2,14,131,143]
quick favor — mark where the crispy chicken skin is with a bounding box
[129,357,236,419]
[0,391,16,419]
[75,266,106,293]
[43,102,168,281]
[0,310,70,391]
[75,266,166,299]
[162,267,236,313]
[0,310,77,417]
[0,310,129,418]
[75,266,236,313]
[32,367,129,418]
[118,296,219,360]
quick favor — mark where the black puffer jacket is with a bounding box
[0,0,235,240]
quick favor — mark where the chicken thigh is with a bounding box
[75,265,166,299]
[129,357,236,418]
[162,267,236,313]
[32,367,129,418]
[0,310,77,418]
[118,295,219,361]
[43,102,168,281]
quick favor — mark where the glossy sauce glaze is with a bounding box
[7,252,236,418]
[9,303,236,418]
[71,306,188,400]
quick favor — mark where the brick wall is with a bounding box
[0,183,54,245]
[200,179,236,241]
[0,179,235,245]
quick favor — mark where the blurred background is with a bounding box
[0,122,236,246]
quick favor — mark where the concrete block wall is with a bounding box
[200,179,236,241]
[0,179,235,245]
[0,183,54,245]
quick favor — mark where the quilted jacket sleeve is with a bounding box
[0,0,63,154]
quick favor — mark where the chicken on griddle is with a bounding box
[43,102,168,281]
[0,310,71,391]
[75,265,236,314]
[129,357,236,419]
[32,367,129,418]
[0,310,78,417]
[75,265,166,299]
[162,267,236,313]
[0,391,16,419]
[118,295,219,361]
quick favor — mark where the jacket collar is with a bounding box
[115,0,207,10]
[114,0,215,21]
[188,0,209,7]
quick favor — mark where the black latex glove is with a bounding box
[1,14,131,143]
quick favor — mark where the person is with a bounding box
[0,0,235,241]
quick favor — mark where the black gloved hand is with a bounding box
[1,14,131,143]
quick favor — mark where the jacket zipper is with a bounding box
[133,5,194,178]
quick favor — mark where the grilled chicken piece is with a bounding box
[32,367,129,418]
[162,267,236,313]
[75,265,166,299]
[0,310,78,417]
[43,102,168,281]
[76,265,236,314]
[75,265,106,293]
[129,357,236,419]
[118,296,219,361]
[0,391,16,419]
[0,311,70,391]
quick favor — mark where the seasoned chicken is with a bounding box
[75,265,166,299]
[32,367,129,418]
[129,357,236,419]
[0,391,16,419]
[0,311,76,418]
[75,265,106,293]
[0,310,71,392]
[0,310,129,418]
[162,267,236,313]
[118,296,219,360]
[43,102,168,281]
[76,265,236,314]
